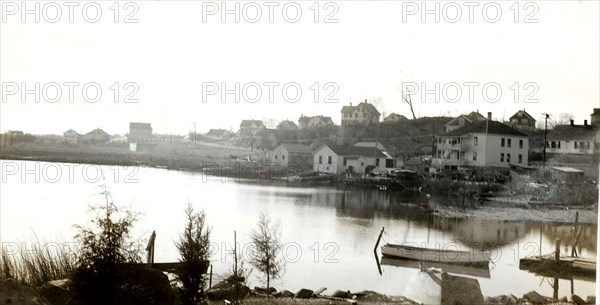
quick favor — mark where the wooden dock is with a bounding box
[520,256,596,281]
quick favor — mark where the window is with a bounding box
[282,155,285,160]
[474,137,478,146]
[501,138,505,147]
[319,155,322,164]
[437,149,441,157]
[438,137,442,144]
[354,113,358,118]
[519,139,523,149]
[518,154,522,164]
[574,142,578,149]
[473,152,477,161]
[327,156,332,164]
[343,157,347,166]
[376,158,380,166]
[507,153,511,163]
[507,139,511,148]
[500,153,504,162]
[551,141,556,148]
[275,155,278,159]
[557,141,561,149]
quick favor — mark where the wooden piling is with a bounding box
[209,264,213,289]
[571,212,579,257]
[374,227,385,252]
[555,239,561,262]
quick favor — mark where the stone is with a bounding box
[254,286,277,294]
[273,290,294,298]
[331,290,352,299]
[523,291,547,305]
[0,278,51,305]
[39,279,77,305]
[571,294,586,305]
[294,288,314,299]
[207,285,250,301]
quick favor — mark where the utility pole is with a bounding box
[193,121,197,146]
[543,114,550,169]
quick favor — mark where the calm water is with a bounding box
[0,160,597,299]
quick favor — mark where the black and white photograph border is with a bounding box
[0,1,598,305]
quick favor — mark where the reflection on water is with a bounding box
[0,161,596,300]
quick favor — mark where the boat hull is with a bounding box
[381,243,490,264]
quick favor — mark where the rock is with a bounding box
[353,290,388,302]
[294,288,314,299]
[207,285,250,300]
[484,295,519,305]
[39,279,77,305]
[273,290,294,298]
[587,296,596,304]
[331,290,352,299]
[0,278,51,305]
[254,286,277,294]
[523,291,547,305]
[572,294,586,305]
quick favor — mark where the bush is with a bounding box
[175,202,211,305]
[71,186,143,305]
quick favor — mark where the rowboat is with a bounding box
[380,256,491,278]
[381,243,490,264]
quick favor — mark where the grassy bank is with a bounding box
[0,239,76,286]
[0,142,287,179]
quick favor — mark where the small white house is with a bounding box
[270,143,313,170]
[313,143,393,174]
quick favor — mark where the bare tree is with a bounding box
[403,93,417,120]
[248,212,284,298]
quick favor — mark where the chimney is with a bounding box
[584,120,588,126]
[364,99,368,103]
[570,119,574,126]
[487,112,492,120]
[350,102,352,107]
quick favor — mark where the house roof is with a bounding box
[465,111,487,122]
[443,120,528,137]
[315,143,388,158]
[340,102,381,115]
[278,143,312,154]
[592,108,600,116]
[298,115,333,125]
[547,125,598,141]
[385,113,408,121]
[130,122,152,130]
[85,128,110,137]
[63,129,80,135]
[509,110,536,122]
[277,120,298,129]
[446,112,487,127]
[240,120,264,128]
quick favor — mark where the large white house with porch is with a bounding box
[313,142,394,174]
[434,120,529,169]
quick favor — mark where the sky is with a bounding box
[1,0,599,135]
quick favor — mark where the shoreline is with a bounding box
[1,144,598,225]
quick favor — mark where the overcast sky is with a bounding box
[1,0,598,135]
